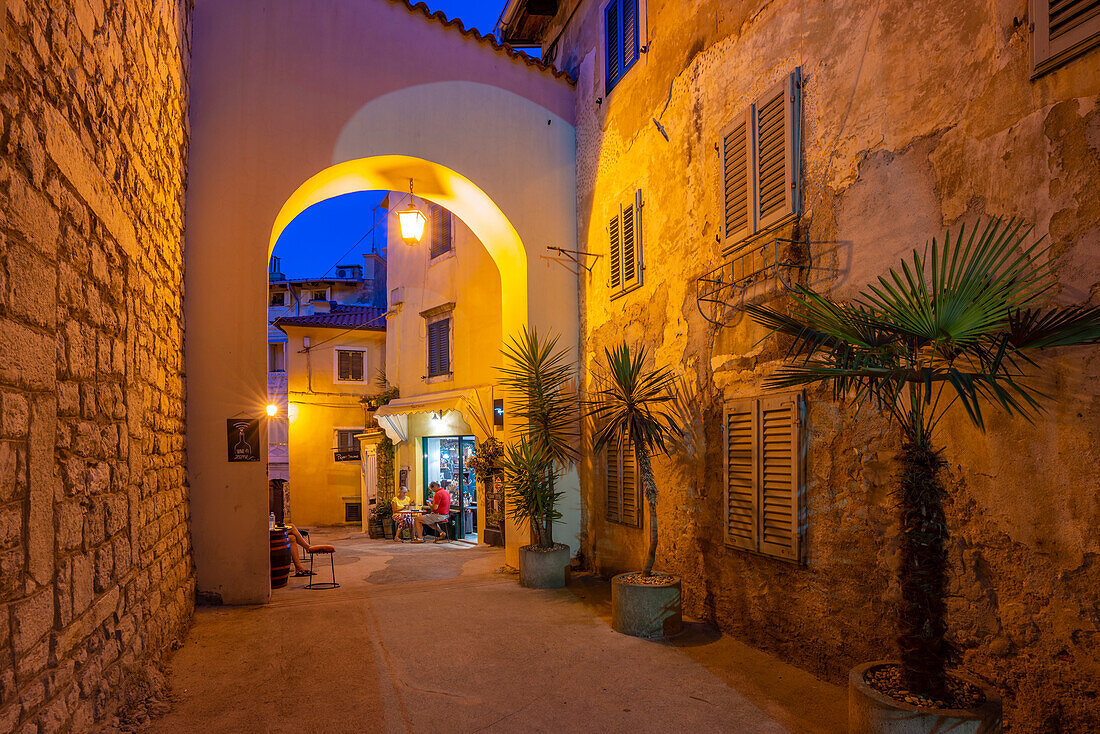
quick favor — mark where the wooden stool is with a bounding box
[306,545,339,589]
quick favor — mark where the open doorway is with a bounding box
[422,435,478,543]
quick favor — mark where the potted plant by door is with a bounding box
[746,218,1100,732]
[586,342,682,638]
[498,326,578,588]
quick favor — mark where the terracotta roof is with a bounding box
[390,0,575,85]
[274,304,387,331]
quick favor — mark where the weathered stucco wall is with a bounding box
[554,0,1100,730]
[0,0,193,729]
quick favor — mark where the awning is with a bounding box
[373,387,492,443]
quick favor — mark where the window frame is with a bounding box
[312,288,329,302]
[269,291,287,307]
[723,392,805,563]
[268,342,286,373]
[333,346,367,384]
[600,0,647,98]
[1030,0,1100,77]
[608,189,644,300]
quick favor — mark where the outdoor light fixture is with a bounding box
[266,404,278,417]
[398,178,427,245]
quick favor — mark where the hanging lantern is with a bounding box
[398,178,427,245]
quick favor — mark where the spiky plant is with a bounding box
[745,217,1100,699]
[499,438,562,549]
[585,343,680,577]
[498,326,578,548]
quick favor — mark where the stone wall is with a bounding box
[552,0,1100,730]
[0,0,193,730]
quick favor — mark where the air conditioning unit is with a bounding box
[390,287,404,306]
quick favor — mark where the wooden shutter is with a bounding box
[621,0,639,72]
[605,439,640,526]
[621,192,642,290]
[608,213,622,290]
[606,444,621,523]
[351,351,364,381]
[758,395,801,561]
[1032,0,1100,75]
[430,206,451,258]
[720,112,752,249]
[427,319,450,376]
[752,72,799,231]
[605,0,620,91]
[724,400,757,550]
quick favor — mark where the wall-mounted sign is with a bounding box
[227,419,260,462]
[493,398,504,428]
[334,449,360,463]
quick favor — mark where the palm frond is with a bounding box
[585,342,679,456]
[1007,306,1100,350]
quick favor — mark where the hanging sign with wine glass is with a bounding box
[227,419,261,462]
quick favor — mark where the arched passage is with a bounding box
[269,155,528,343]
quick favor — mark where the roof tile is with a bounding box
[274,304,387,331]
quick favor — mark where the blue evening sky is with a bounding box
[271,1,515,279]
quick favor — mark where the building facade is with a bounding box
[498,1,1100,730]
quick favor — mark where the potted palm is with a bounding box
[586,342,681,638]
[746,218,1100,732]
[498,326,577,588]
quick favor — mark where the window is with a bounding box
[608,190,643,297]
[313,289,328,301]
[427,318,451,377]
[604,0,641,93]
[336,349,365,382]
[430,205,452,259]
[270,291,286,306]
[268,343,285,373]
[335,429,360,451]
[720,69,802,253]
[724,393,804,562]
[605,439,640,527]
[1031,0,1100,76]
[344,502,362,523]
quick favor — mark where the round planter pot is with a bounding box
[518,544,570,589]
[848,661,1002,734]
[611,573,683,639]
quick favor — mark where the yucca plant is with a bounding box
[499,438,562,548]
[586,343,680,577]
[745,218,1100,700]
[498,326,578,549]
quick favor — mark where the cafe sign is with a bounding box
[334,448,360,462]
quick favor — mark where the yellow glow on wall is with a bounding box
[287,403,300,423]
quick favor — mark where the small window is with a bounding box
[345,502,362,523]
[268,343,285,373]
[427,318,451,377]
[313,290,327,301]
[270,291,286,306]
[336,349,365,382]
[1031,0,1100,76]
[720,69,802,253]
[604,0,641,94]
[336,429,360,452]
[724,393,804,562]
[605,439,640,527]
[430,205,453,259]
[608,190,643,298]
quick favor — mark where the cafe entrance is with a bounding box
[422,435,478,542]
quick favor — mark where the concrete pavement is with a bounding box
[147,529,845,733]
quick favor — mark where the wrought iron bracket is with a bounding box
[545,245,602,273]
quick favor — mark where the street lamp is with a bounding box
[398,178,427,245]
[266,403,278,417]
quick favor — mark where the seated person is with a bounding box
[391,486,414,542]
[285,523,319,576]
[413,481,451,543]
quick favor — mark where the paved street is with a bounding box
[148,529,845,733]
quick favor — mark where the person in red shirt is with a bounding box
[413,481,451,542]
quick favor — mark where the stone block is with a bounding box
[56,502,83,552]
[12,589,53,655]
[0,503,22,549]
[0,443,25,503]
[70,554,93,618]
[26,396,56,586]
[0,319,56,392]
[6,166,59,258]
[1,391,30,439]
[5,243,56,330]
[93,545,112,592]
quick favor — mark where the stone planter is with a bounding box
[518,544,569,589]
[848,661,1002,734]
[611,573,682,639]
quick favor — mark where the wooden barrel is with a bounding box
[270,527,291,589]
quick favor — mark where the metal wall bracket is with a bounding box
[545,245,602,273]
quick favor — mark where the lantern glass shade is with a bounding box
[398,206,427,244]
[266,404,278,417]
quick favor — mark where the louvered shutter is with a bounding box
[605,0,620,91]
[621,0,639,72]
[349,351,363,381]
[620,439,640,526]
[338,350,351,381]
[430,205,452,258]
[606,444,621,523]
[758,395,801,561]
[621,192,642,290]
[1032,0,1100,75]
[720,112,752,249]
[724,400,757,550]
[427,319,450,377]
[608,213,622,290]
[752,73,799,231]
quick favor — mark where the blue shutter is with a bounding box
[607,0,640,93]
[622,0,639,72]
[605,0,620,92]
[427,319,450,377]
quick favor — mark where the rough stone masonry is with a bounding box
[0,0,193,730]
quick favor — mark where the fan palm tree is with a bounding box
[498,326,578,548]
[586,343,680,577]
[745,217,1100,700]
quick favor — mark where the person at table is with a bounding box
[413,481,451,542]
[391,486,414,543]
